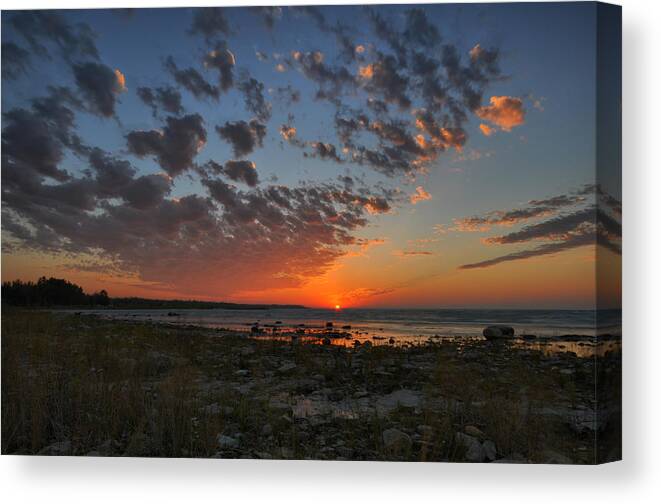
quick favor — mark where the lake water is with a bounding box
[67,307,621,341]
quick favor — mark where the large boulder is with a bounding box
[382,428,412,453]
[455,432,485,462]
[483,325,515,340]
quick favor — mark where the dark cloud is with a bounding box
[1,42,31,80]
[72,62,126,117]
[459,233,596,270]
[203,46,235,92]
[136,86,184,117]
[126,114,207,177]
[290,50,355,101]
[365,8,407,65]
[251,7,282,29]
[307,142,344,163]
[484,208,596,245]
[403,8,441,48]
[189,7,230,43]
[216,120,266,158]
[164,56,219,101]
[122,174,172,210]
[275,85,301,105]
[2,87,90,183]
[237,76,272,122]
[359,52,411,109]
[9,10,99,62]
[221,160,260,187]
[454,188,621,270]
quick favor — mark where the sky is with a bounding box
[1,4,621,309]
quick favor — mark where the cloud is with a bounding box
[72,62,127,117]
[1,42,31,80]
[9,11,99,62]
[164,56,219,101]
[237,76,272,121]
[476,96,526,131]
[402,8,441,48]
[454,187,621,270]
[279,124,297,142]
[2,87,89,183]
[394,250,434,257]
[189,7,230,43]
[290,50,355,100]
[410,186,432,204]
[126,114,207,177]
[136,86,184,117]
[203,46,235,92]
[221,160,260,187]
[216,120,267,157]
[251,7,282,29]
[359,52,411,109]
[307,142,344,163]
[447,190,586,233]
[479,123,494,136]
[459,233,595,270]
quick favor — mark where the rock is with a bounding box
[464,425,486,439]
[217,434,239,450]
[455,432,485,462]
[261,423,273,436]
[541,449,573,464]
[382,428,412,452]
[277,362,297,374]
[483,325,515,340]
[234,369,250,377]
[483,440,497,461]
[417,425,434,438]
[38,440,71,456]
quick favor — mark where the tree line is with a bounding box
[1,277,109,307]
[1,277,307,310]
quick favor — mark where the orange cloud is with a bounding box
[355,44,366,54]
[275,63,287,72]
[479,123,494,136]
[410,186,432,205]
[279,124,297,141]
[476,96,525,131]
[393,250,434,258]
[114,69,127,92]
[358,64,374,79]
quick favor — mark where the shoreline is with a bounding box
[2,310,621,462]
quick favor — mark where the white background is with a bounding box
[1,0,659,502]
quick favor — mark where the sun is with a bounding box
[334,304,341,310]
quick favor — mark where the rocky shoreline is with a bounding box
[1,310,621,463]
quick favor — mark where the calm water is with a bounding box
[67,307,621,341]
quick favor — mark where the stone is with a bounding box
[277,362,297,374]
[455,432,485,462]
[464,425,486,439]
[261,423,273,436]
[217,434,239,450]
[417,425,434,438]
[38,440,71,456]
[483,440,497,461]
[483,325,515,340]
[541,449,573,464]
[382,428,412,452]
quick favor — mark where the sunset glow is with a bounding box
[1,4,621,309]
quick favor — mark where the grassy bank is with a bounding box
[1,309,620,462]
